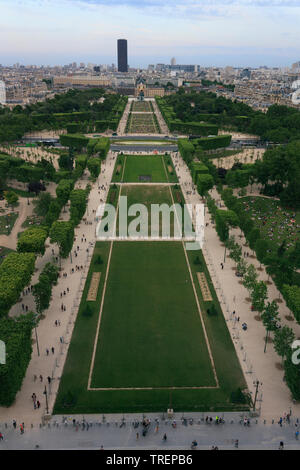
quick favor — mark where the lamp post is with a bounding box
[43,385,49,414]
[33,313,40,357]
[253,380,262,411]
[264,329,270,353]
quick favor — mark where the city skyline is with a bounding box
[0,0,300,68]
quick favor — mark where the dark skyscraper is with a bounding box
[117,39,128,72]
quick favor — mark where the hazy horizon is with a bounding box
[0,0,300,69]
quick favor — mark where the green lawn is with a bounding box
[240,196,300,254]
[54,152,247,414]
[112,154,178,184]
[91,242,215,388]
[116,185,181,237]
[54,241,247,414]
[0,212,18,235]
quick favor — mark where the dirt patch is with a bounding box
[285,315,294,321]
[197,272,212,302]
[87,272,101,301]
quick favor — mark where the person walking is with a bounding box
[51,347,55,354]
[13,420,16,429]
[162,433,167,442]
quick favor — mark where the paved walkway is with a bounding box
[0,412,299,450]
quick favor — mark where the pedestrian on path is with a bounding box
[51,347,55,354]
[47,376,51,384]
[39,375,43,382]
[13,420,16,429]
[46,349,49,356]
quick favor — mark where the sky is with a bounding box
[0,0,300,68]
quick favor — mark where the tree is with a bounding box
[282,284,300,324]
[215,209,239,243]
[32,263,59,314]
[274,326,295,365]
[0,252,36,316]
[58,152,73,171]
[56,179,73,207]
[229,243,242,266]
[34,192,52,216]
[247,228,260,251]
[197,174,214,197]
[27,181,46,196]
[87,158,101,178]
[284,349,300,400]
[261,300,279,331]
[237,258,247,277]
[4,190,18,209]
[255,238,271,267]
[69,189,88,225]
[261,299,280,351]
[0,314,34,406]
[32,274,52,314]
[49,221,74,259]
[250,280,268,313]
[17,227,48,256]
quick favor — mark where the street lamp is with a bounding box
[43,385,49,414]
[253,380,262,411]
[33,313,40,357]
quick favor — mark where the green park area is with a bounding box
[0,212,19,235]
[54,179,247,414]
[112,154,178,183]
[241,196,300,254]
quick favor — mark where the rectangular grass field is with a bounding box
[90,241,216,389]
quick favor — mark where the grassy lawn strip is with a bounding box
[91,241,216,388]
[123,155,167,183]
[117,185,180,237]
[187,249,247,398]
[111,154,178,184]
[0,212,19,235]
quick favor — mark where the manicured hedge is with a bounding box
[194,135,232,151]
[0,252,36,316]
[0,315,34,406]
[191,162,209,183]
[17,227,48,256]
[59,134,89,151]
[169,121,218,136]
[87,157,101,178]
[178,139,195,164]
